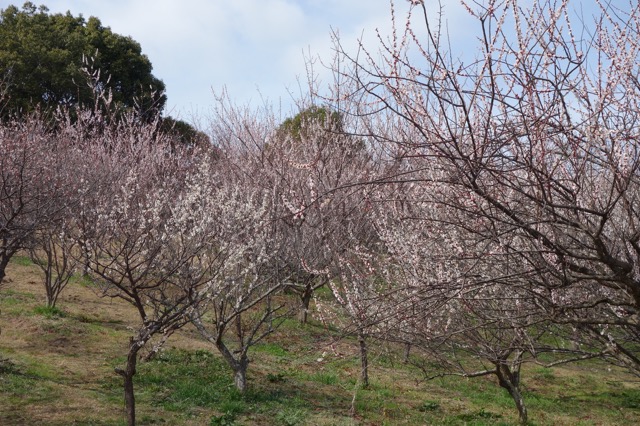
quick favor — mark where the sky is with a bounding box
[0,0,433,122]
[0,0,607,124]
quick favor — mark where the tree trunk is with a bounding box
[122,368,136,426]
[233,358,249,393]
[358,331,369,388]
[403,342,411,363]
[116,339,142,426]
[0,253,12,286]
[44,262,56,308]
[0,251,6,338]
[495,363,527,424]
[298,285,313,324]
[215,337,250,393]
[79,238,91,276]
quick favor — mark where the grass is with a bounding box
[33,305,67,319]
[254,342,289,357]
[10,255,33,267]
[1,257,640,425]
[274,407,308,426]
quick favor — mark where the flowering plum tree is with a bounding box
[81,117,221,426]
[25,125,91,308]
[28,219,80,309]
[0,117,68,286]
[268,106,375,323]
[191,104,291,392]
[318,0,640,421]
[329,0,640,370]
[189,179,286,393]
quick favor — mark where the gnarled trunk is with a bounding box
[495,362,527,424]
[216,338,250,393]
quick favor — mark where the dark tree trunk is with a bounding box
[122,369,136,426]
[403,342,411,363]
[495,363,527,424]
[0,252,7,338]
[0,252,13,285]
[358,331,369,388]
[44,258,56,308]
[116,338,142,426]
[298,285,313,324]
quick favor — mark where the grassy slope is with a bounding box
[1,257,639,425]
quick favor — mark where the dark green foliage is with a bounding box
[278,106,343,142]
[0,2,166,119]
[610,390,640,409]
[446,410,510,426]
[160,116,210,147]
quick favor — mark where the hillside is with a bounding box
[1,256,639,425]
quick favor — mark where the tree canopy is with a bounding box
[278,106,343,142]
[159,117,210,148]
[0,2,166,119]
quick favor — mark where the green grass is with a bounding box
[0,296,20,306]
[274,407,309,426]
[5,327,640,425]
[33,304,67,318]
[138,349,232,412]
[254,342,289,357]
[532,366,555,380]
[2,257,640,425]
[10,255,33,266]
[130,344,381,423]
[70,272,100,288]
[0,290,37,316]
[304,371,340,385]
[0,358,57,405]
[0,288,36,301]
